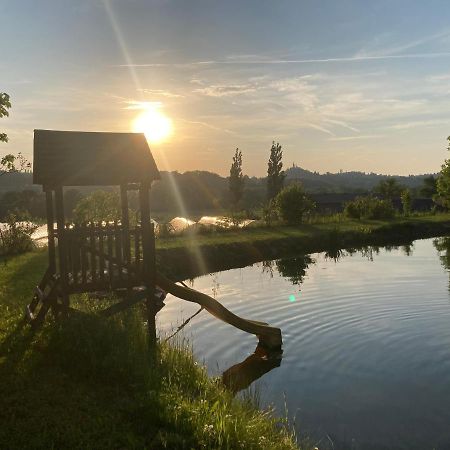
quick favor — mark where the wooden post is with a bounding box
[139,181,157,349]
[45,189,56,273]
[120,185,131,264]
[55,186,70,312]
[98,223,105,282]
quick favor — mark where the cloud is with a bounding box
[137,89,184,98]
[194,84,257,97]
[117,52,450,68]
[328,135,384,141]
[389,119,450,130]
[123,100,162,110]
[356,28,450,58]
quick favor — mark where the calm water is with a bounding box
[157,237,450,450]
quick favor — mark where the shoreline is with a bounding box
[156,215,450,280]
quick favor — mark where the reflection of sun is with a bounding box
[132,103,173,144]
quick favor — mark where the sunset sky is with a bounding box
[2,0,450,176]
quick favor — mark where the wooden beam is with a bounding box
[55,186,70,311]
[139,182,157,348]
[45,189,56,273]
[120,184,131,277]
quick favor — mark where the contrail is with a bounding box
[117,52,450,68]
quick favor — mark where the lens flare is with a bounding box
[133,104,173,144]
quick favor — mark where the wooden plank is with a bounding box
[45,189,56,273]
[81,222,88,286]
[114,220,123,280]
[89,222,97,283]
[139,182,157,347]
[55,187,69,310]
[72,225,80,287]
[120,184,131,285]
[98,223,105,281]
[107,222,114,286]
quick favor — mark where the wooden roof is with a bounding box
[33,129,160,187]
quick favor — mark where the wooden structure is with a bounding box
[27,130,161,345]
[27,129,282,351]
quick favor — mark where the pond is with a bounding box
[157,237,450,450]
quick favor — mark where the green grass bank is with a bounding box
[2,214,450,449]
[0,251,302,449]
[156,214,450,279]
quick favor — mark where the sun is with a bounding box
[132,103,173,144]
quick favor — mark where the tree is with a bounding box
[420,175,437,198]
[275,183,315,224]
[436,137,450,208]
[0,152,31,177]
[0,93,31,177]
[267,141,285,200]
[0,92,11,143]
[344,196,395,220]
[374,178,403,201]
[400,189,412,216]
[228,148,244,208]
[72,190,120,223]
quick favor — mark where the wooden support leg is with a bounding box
[146,294,157,350]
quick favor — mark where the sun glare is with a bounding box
[132,103,173,144]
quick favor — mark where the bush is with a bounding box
[262,200,279,226]
[344,196,395,220]
[0,212,37,256]
[275,183,315,225]
[401,189,412,216]
[73,190,120,224]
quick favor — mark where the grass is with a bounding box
[3,213,449,448]
[0,250,301,449]
[155,213,450,279]
[156,213,450,250]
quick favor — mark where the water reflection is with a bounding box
[273,255,313,286]
[222,343,282,394]
[434,237,450,268]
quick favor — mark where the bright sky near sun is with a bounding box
[2,0,450,176]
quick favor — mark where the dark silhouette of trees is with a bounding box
[436,137,450,208]
[0,93,31,177]
[275,183,315,224]
[401,189,412,216]
[0,92,11,144]
[267,141,285,200]
[420,175,437,198]
[229,148,244,209]
[374,178,403,201]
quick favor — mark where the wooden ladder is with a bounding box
[25,268,61,326]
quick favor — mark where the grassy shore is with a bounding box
[0,250,301,449]
[2,214,450,449]
[156,214,450,279]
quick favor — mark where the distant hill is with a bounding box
[0,168,437,217]
[285,165,435,193]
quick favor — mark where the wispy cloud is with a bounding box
[389,119,450,130]
[356,28,450,57]
[329,135,384,141]
[117,52,450,68]
[137,89,184,98]
[195,84,257,97]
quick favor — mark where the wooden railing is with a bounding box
[60,221,148,292]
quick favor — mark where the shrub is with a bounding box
[73,190,120,224]
[401,189,412,216]
[275,183,315,225]
[262,200,279,226]
[0,212,37,256]
[344,196,395,220]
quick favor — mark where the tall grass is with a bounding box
[0,251,301,449]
